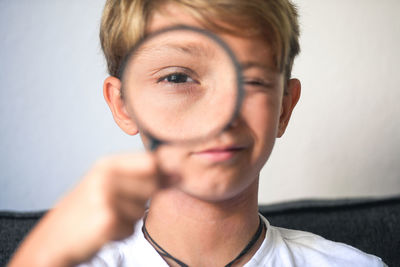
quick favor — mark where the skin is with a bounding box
[9,3,300,267]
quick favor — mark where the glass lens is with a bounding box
[120,26,241,144]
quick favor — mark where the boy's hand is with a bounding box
[9,153,159,267]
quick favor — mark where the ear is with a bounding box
[103,76,139,135]
[277,78,301,137]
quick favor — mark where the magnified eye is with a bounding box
[155,71,202,97]
[158,73,195,83]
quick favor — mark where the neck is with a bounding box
[145,178,262,267]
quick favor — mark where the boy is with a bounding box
[9,0,386,266]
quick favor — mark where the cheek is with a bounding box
[243,93,281,139]
[242,93,282,161]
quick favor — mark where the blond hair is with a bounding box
[100,0,300,82]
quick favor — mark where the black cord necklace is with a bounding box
[142,215,265,267]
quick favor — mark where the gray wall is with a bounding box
[1,0,399,211]
[259,0,400,203]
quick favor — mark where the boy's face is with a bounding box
[104,3,300,202]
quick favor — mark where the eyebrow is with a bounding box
[168,42,216,58]
[139,42,216,59]
[241,61,278,73]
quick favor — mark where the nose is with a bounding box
[228,116,240,129]
[224,110,244,131]
[224,85,250,131]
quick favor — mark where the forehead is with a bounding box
[138,32,218,59]
[147,2,277,73]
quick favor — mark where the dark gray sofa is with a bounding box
[1,196,399,266]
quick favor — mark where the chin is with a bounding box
[177,167,259,203]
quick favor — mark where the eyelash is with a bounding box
[157,73,196,84]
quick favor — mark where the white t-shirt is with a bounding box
[79,215,386,267]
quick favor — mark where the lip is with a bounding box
[191,145,246,162]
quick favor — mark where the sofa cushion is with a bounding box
[259,196,400,266]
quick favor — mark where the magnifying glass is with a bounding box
[118,25,244,151]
